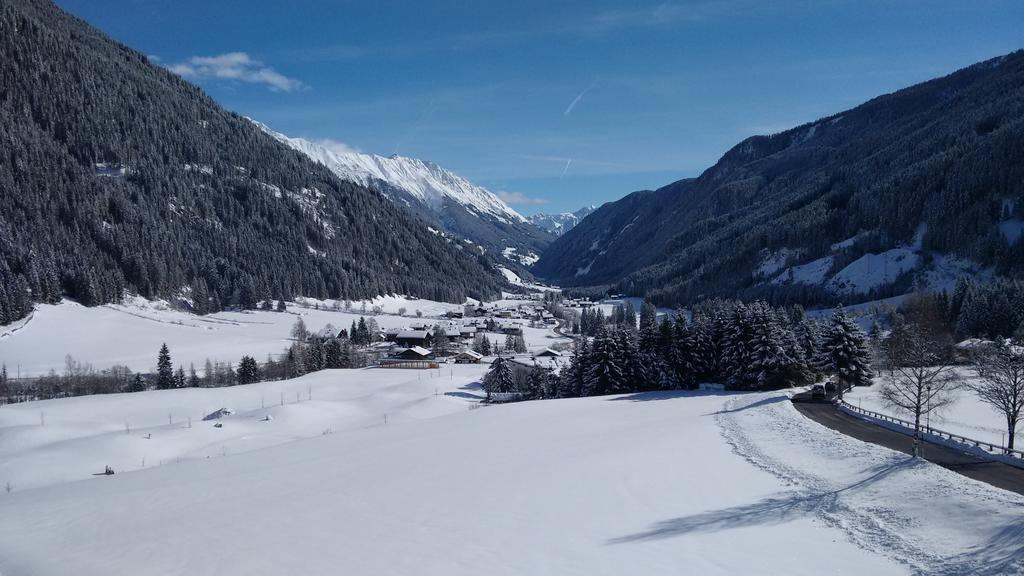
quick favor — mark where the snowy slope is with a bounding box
[529,205,597,236]
[0,297,569,376]
[0,389,915,575]
[254,120,522,223]
[0,365,488,492]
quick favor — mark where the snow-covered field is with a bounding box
[846,371,1011,447]
[3,381,1023,574]
[0,297,568,376]
[0,365,487,492]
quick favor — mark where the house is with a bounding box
[379,346,438,369]
[500,325,521,335]
[393,346,433,360]
[535,348,562,358]
[455,350,483,364]
[445,310,464,319]
[394,330,430,348]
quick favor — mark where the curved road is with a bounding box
[793,400,1024,496]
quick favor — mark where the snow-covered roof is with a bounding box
[457,350,483,360]
[396,330,429,339]
[395,346,431,357]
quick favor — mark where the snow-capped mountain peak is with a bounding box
[253,120,525,224]
[528,205,596,236]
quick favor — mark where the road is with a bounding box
[793,399,1024,496]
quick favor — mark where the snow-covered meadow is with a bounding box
[2,377,1024,574]
[0,296,569,376]
[0,365,487,492]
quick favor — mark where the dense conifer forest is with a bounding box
[0,0,504,324]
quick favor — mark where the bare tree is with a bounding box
[879,319,960,457]
[970,342,1024,451]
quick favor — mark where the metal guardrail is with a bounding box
[838,399,1024,460]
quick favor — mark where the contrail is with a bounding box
[564,86,593,116]
[560,158,572,177]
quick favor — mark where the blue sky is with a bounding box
[58,1,1024,215]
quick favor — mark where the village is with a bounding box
[372,293,570,398]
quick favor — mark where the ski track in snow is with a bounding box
[715,392,1024,575]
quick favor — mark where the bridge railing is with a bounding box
[837,399,1024,462]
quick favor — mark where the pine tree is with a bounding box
[748,303,808,389]
[325,338,344,368]
[129,373,146,393]
[584,327,627,396]
[521,368,549,400]
[504,333,517,354]
[559,338,589,398]
[483,356,514,399]
[188,364,200,387]
[513,334,527,353]
[721,304,757,389]
[820,306,874,398]
[173,366,186,388]
[156,343,174,390]
[237,355,260,384]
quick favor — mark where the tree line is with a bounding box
[0,315,385,404]
[483,298,873,400]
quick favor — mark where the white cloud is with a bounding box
[168,52,305,92]
[312,138,361,155]
[495,191,549,206]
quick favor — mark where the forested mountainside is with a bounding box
[256,123,553,273]
[0,0,503,324]
[534,50,1024,307]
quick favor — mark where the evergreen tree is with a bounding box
[187,364,200,387]
[559,338,589,398]
[513,334,528,354]
[721,304,757,389]
[504,333,517,354]
[237,355,260,384]
[584,328,628,396]
[483,356,515,399]
[173,366,186,388]
[325,338,344,368]
[820,306,874,398]
[129,373,146,393]
[156,343,174,390]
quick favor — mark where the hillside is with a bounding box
[533,50,1024,307]
[257,122,554,268]
[0,0,504,324]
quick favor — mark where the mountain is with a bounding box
[528,206,597,236]
[0,0,504,324]
[256,124,554,267]
[534,50,1024,307]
